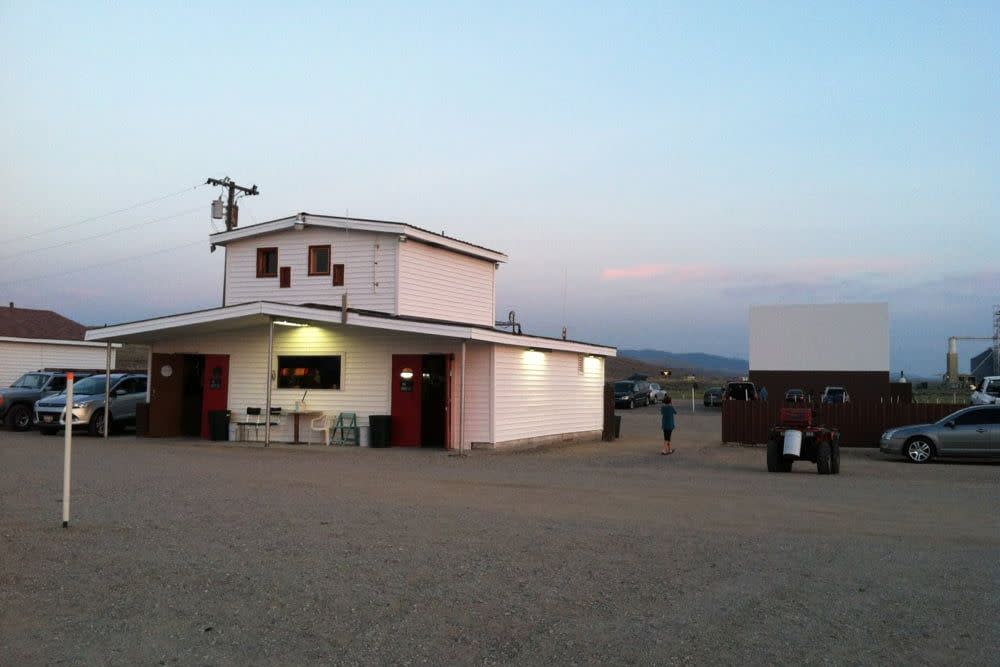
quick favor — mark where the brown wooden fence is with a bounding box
[721,401,968,447]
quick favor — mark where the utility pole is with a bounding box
[206,177,259,231]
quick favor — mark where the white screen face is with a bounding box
[749,303,889,372]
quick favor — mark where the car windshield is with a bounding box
[73,376,110,396]
[614,382,634,392]
[985,380,1000,396]
[728,383,754,395]
[11,373,48,389]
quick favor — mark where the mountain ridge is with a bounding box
[618,348,749,375]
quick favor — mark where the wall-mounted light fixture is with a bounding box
[274,320,309,327]
[526,347,552,353]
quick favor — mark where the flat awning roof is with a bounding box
[85,302,618,357]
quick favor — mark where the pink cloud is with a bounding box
[602,256,925,285]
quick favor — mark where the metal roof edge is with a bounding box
[0,336,122,348]
[208,213,508,263]
[84,302,616,355]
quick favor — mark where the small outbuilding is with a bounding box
[86,213,616,448]
[0,304,117,385]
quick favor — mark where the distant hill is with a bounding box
[618,349,748,376]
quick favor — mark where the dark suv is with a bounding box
[724,381,758,401]
[0,371,88,431]
[614,380,651,409]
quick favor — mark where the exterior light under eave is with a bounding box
[274,320,309,327]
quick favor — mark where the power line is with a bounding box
[8,183,207,245]
[0,207,202,263]
[0,239,208,289]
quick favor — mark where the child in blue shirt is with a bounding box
[660,396,677,455]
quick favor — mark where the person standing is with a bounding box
[660,396,677,455]
[759,386,769,402]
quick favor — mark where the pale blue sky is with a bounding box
[1,2,997,374]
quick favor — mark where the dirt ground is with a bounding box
[2,405,997,666]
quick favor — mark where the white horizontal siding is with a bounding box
[151,324,466,445]
[398,240,496,326]
[224,228,397,313]
[462,342,492,445]
[0,341,115,387]
[493,347,604,445]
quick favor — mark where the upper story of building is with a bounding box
[210,213,508,327]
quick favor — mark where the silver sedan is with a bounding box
[880,406,999,463]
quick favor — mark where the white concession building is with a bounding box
[86,213,615,448]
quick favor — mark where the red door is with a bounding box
[200,355,230,439]
[391,355,422,446]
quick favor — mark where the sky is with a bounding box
[1,1,997,376]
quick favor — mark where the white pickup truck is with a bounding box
[971,376,1000,405]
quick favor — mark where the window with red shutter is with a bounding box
[308,245,331,276]
[279,266,291,288]
[256,248,278,278]
[332,264,345,287]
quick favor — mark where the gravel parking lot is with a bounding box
[2,405,998,666]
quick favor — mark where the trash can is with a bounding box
[613,415,622,439]
[209,410,230,441]
[369,415,391,448]
[135,402,149,437]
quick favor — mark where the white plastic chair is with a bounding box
[308,414,333,446]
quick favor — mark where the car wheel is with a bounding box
[6,404,32,431]
[905,438,934,464]
[88,411,109,437]
[816,441,832,475]
[39,427,58,436]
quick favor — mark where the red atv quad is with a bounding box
[767,408,841,475]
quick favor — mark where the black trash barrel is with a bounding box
[209,410,230,441]
[369,415,391,448]
[613,415,622,439]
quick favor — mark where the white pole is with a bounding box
[460,340,467,455]
[691,386,695,413]
[103,342,112,439]
[264,318,274,447]
[62,373,74,528]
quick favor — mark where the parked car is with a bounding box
[0,371,86,431]
[971,376,1000,405]
[614,380,651,409]
[784,388,806,404]
[821,386,850,404]
[34,373,147,436]
[703,387,723,407]
[724,381,757,401]
[880,405,1000,463]
[648,383,667,404]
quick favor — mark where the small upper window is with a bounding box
[308,245,331,276]
[256,248,278,278]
